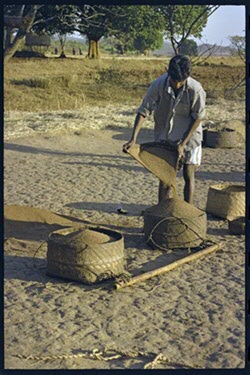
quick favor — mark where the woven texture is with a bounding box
[228,216,245,235]
[46,227,126,284]
[127,141,179,190]
[206,183,245,220]
[144,198,207,250]
[205,129,242,148]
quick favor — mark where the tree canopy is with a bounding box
[179,39,198,56]
[4,4,220,62]
[110,5,165,55]
[158,5,220,54]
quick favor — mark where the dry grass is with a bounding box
[4,55,245,112]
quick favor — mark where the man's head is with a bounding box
[168,55,191,90]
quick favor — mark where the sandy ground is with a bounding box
[4,101,246,369]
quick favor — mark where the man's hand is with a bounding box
[122,113,146,153]
[122,139,135,153]
[177,141,185,159]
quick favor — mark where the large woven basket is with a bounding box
[205,129,242,148]
[46,226,126,284]
[206,183,245,220]
[127,141,179,191]
[144,197,207,250]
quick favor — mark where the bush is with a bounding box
[95,68,128,85]
[13,50,47,58]
[179,39,198,56]
[11,77,51,89]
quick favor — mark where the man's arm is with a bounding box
[122,113,146,153]
[177,118,202,158]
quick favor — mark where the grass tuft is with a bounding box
[11,77,51,89]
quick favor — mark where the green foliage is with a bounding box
[179,39,198,56]
[158,5,219,54]
[111,6,165,54]
[32,5,78,36]
[77,5,117,41]
[134,29,163,54]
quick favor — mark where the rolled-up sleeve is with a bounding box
[138,81,159,117]
[191,88,206,120]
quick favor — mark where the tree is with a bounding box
[76,5,120,59]
[4,5,43,63]
[225,35,245,98]
[3,4,93,62]
[229,35,245,61]
[111,6,165,55]
[179,39,198,56]
[31,5,78,58]
[158,5,220,55]
[134,29,163,55]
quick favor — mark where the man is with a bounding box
[123,55,206,204]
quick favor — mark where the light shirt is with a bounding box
[138,73,206,151]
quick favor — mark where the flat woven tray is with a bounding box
[127,141,179,188]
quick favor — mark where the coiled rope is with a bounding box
[14,347,199,369]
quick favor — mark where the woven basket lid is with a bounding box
[127,141,179,187]
[49,227,111,246]
[210,183,245,193]
[144,197,205,219]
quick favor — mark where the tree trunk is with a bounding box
[87,38,100,59]
[4,34,25,63]
[58,34,67,58]
[4,28,13,49]
[4,5,40,64]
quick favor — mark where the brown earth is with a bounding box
[4,100,245,369]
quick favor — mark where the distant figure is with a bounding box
[72,48,76,55]
[54,47,58,55]
[79,48,83,55]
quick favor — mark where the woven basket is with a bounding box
[127,141,179,190]
[228,216,245,235]
[46,226,126,284]
[144,197,207,250]
[206,183,245,220]
[205,129,242,148]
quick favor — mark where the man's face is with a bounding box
[169,77,187,90]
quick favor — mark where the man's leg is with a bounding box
[183,164,196,204]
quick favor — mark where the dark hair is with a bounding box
[168,55,191,81]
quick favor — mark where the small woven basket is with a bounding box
[46,226,126,284]
[206,183,245,220]
[228,216,245,235]
[205,129,242,148]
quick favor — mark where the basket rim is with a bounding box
[208,183,245,191]
[48,225,123,242]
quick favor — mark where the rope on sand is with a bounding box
[15,347,199,369]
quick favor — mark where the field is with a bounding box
[4,55,245,111]
[4,55,246,370]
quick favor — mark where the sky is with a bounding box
[195,5,245,46]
